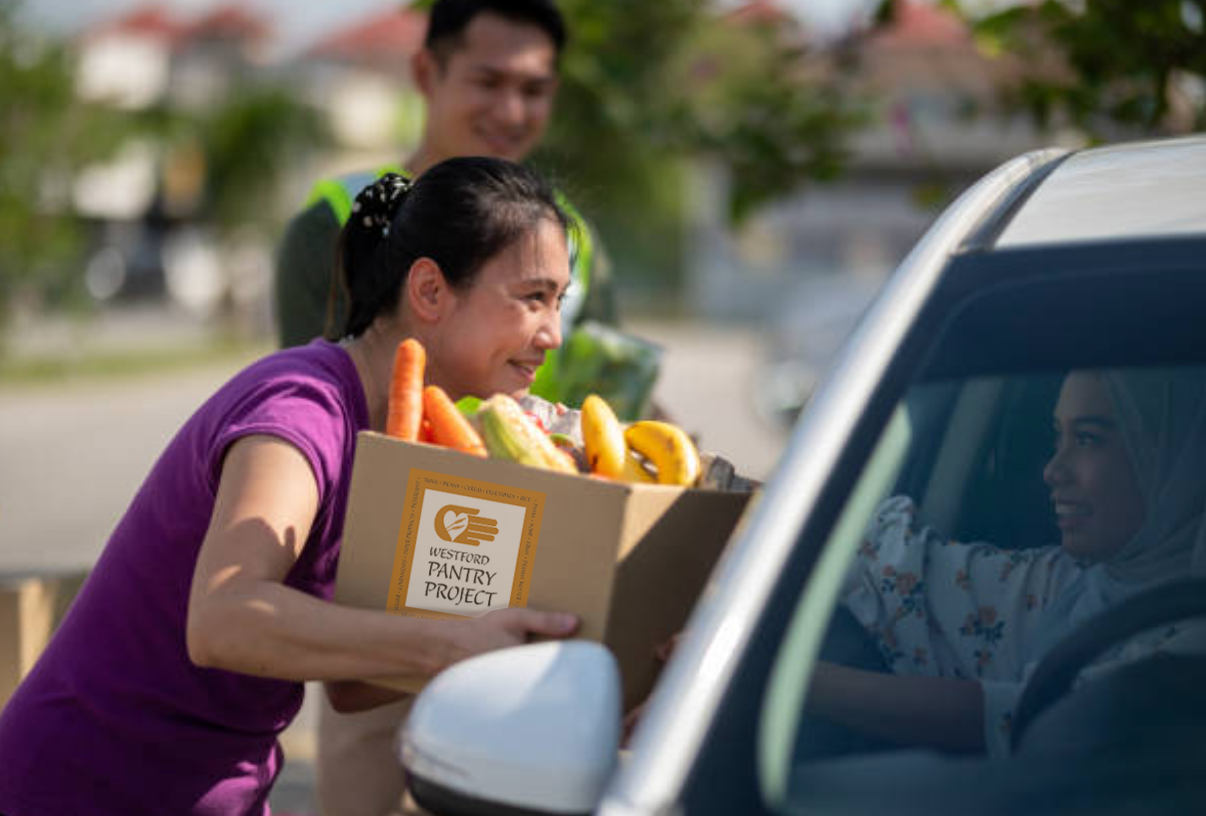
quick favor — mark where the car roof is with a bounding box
[995,134,1206,249]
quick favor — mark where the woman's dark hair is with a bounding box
[426,0,567,65]
[338,156,571,338]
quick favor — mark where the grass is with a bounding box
[0,337,270,387]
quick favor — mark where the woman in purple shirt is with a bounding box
[0,157,579,816]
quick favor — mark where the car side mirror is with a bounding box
[398,640,622,816]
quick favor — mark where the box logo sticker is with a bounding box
[387,468,545,619]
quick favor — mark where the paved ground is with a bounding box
[0,305,790,814]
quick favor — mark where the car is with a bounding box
[395,134,1206,816]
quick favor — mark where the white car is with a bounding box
[399,134,1206,816]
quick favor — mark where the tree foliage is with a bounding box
[0,1,138,323]
[547,0,862,220]
[0,1,328,333]
[189,87,328,234]
[943,0,1206,137]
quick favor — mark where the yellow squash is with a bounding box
[479,394,578,474]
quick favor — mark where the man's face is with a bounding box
[418,13,559,163]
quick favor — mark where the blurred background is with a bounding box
[6,0,1204,415]
[2,0,1202,809]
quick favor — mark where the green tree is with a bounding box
[539,0,864,293]
[939,0,1206,137]
[0,0,328,341]
[189,87,329,235]
[0,2,140,330]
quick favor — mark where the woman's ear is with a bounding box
[406,257,453,324]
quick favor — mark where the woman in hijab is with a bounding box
[807,366,1206,757]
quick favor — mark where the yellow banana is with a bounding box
[624,421,701,486]
[581,394,627,479]
[621,450,657,484]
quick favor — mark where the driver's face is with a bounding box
[1043,371,1146,562]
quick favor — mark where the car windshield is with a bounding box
[756,362,1206,813]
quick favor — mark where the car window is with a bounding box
[757,363,1206,813]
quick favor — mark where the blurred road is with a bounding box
[0,305,788,813]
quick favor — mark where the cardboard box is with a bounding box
[0,571,87,712]
[335,432,751,709]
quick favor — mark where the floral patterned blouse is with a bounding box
[840,496,1196,756]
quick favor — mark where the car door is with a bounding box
[657,241,1206,816]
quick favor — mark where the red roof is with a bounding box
[183,4,273,43]
[85,4,183,44]
[307,9,428,64]
[724,0,792,26]
[83,3,273,49]
[869,0,970,47]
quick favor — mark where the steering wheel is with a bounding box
[1010,578,1206,753]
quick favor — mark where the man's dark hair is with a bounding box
[424,0,567,65]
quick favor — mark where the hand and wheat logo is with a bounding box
[433,505,498,546]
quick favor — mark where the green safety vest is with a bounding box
[307,167,594,404]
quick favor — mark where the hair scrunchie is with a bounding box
[351,172,412,238]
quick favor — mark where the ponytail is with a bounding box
[338,173,414,338]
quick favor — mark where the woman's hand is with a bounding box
[444,608,579,669]
[621,629,685,746]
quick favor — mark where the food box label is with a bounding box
[388,468,546,619]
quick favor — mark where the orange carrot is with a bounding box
[418,418,434,444]
[386,338,425,441]
[423,385,487,457]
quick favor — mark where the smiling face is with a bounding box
[1043,371,1146,562]
[423,217,569,400]
[416,12,558,164]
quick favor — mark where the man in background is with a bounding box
[274,0,618,373]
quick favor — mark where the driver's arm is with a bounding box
[806,661,986,753]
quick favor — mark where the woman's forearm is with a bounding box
[806,661,985,753]
[187,579,462,681]
[187,575,575,686]
[325,680,408,713]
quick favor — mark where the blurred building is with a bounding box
[72,4,275,311]
[67,2,426,322]
[283,8,427,202]
[75,4,271,113]
[73,3,271,222]
[688,0,1057,324]
[686,0,1066,423]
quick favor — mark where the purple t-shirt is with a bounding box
[0,340,368,816]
